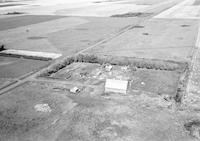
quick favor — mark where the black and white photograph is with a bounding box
[0,0,200,140]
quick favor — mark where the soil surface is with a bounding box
[0,81,194,141]
[0,78,15,89]
[50,62,181,96]
[0,15,65,31]
[0,56,49,78]
[0,0,199,140]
